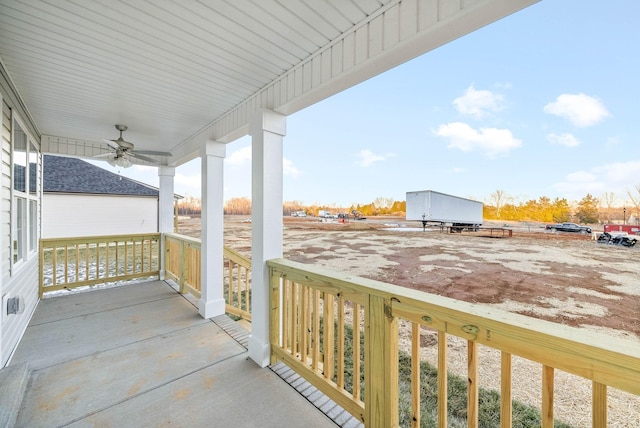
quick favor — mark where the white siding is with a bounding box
[1,96,40,367]
[42,194,158,238]
[1,257,39,367]
[1,99,10,283]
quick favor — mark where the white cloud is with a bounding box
[283,158,301,177]
[543,93,610,127]
[226,145,252,166]
[453,85,505,119]
[605,136,621,148]
[434,122,522,156]
[553,161,640,199]
[175,172,201,193]
[356,149,395,167]
[593,161,640,184]
[225,145,300,177]
[547,132,581,147]
[452,167,464,173]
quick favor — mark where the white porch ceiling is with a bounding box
[0,0,539,166]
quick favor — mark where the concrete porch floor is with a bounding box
[7,281,342,427]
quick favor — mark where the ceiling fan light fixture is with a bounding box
[107,155,132,168]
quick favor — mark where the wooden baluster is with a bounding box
[438,331,448,428]
[105,241,110,279]
[592,381,607,427]
[290,281,298,357]
[411,322,420,428]
[337,295,345,389]
[52,246,58,287]
[269,269,281,365]
[75,243,80,282]
[114,240,119,277]
[501,351,513,428]
[227,259,232,304]
[64,244,69,284]
[300,285,308,363]
[468,340,478,428]
[312,289,320,371]
[282,280,290,352]
[323,293,335,380]
[85,242,90,281]
[353,303,361,402]
[542,365,555,428]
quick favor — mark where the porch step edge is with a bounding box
[270,361,363,428]
[0,362,31,428]
[212,315,250,349]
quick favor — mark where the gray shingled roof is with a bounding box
[43,155,159,197]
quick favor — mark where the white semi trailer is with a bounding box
[406,190,483,232]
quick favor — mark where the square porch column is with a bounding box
[158,166,175,280]
[198,141,226,319]
[248,109,286,367]
[158,166,176,233]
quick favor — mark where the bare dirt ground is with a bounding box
[178,215,640,426]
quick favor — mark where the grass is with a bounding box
[323,319,573,428]
[396,352,572,427]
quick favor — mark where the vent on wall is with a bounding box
[2,295,25,318]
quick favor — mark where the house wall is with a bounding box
[1,100,10,289]
[42,193,158,238]
[1,69,41,367]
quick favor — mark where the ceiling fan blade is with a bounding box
[102,139,120,150]
[94,152,117,159]
[128,152,157,163]
[133,149,172,157]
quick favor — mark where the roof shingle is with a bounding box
[43,155,158,197]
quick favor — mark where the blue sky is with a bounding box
[96,0,640,208]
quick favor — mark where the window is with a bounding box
[12,118,40,267]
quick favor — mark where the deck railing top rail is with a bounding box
[163,232,201,246]
[40,232,161,245]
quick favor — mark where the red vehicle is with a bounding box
[604,224,640,235]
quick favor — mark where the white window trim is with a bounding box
[10,114,40,273]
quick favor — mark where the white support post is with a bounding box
[248,109,286,367]
[158,166,176,233]
[198,141,226,319]
[158,166,175,280]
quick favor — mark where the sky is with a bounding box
[91,0,640,208]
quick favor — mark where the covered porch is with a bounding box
[5,280,353,427]
[4,1,640,426]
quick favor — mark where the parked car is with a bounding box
[545,222,592,234]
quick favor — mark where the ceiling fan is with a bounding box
[96,124,171,168]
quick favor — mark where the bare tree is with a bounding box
[224,197,252,215]
[600,191,616,223]
[373,197,394,210]
[628,185,640,224]
[489,190,509,219]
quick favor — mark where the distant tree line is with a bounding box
[176,185,640,224]
[485,189,639,225]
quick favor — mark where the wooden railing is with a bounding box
[267,258,640,427]
[223,246,252,321]
[39,233,161,297]
[163,233,252,321]
[164,233,202,297]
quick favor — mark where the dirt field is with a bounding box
[178,215,640,426]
